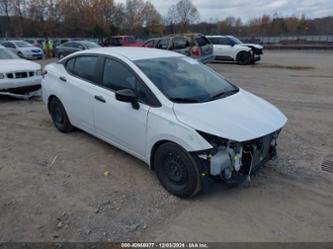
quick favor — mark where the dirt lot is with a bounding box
[0,50,333,242]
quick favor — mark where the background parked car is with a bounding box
[101,35,143,47]
[0,45,42,94]
[55,40,101,59]
[143,34,214,63]
[206,35,263,64]
[25,39,44,48]
[1,40,44,60]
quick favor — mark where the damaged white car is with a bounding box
[42,48,287,198]
[0,45,42,95]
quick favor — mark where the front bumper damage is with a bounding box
[195,130,280,185]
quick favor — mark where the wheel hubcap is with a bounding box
[53,104,64,125]
[164,154,187,184]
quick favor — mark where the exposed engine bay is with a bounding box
[196,130,281,184]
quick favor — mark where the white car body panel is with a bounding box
[0,58,41,90]
[173,89,287,142]
[206,35,252,61]
[42,47,286,168]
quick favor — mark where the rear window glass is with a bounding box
[195,36,210,46]
[173,38,189,49]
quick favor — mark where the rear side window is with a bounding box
[65,58,75,74]
[173,38,189,49]
[195,36,210,46]
[220,38,232,45]
[72,56,98,82]
[102,59,136,91]
[156,39,170,49]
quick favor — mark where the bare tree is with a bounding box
[168,0,199,32]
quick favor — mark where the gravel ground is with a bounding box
[0,50,332,242]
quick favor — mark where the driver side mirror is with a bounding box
[115,89,140,110]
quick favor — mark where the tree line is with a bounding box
[0,0,332,38]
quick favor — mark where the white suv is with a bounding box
[42,47,286,198]
[206,35,263,65]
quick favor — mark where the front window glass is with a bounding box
[102,59,136,91]
[14,41,32,48]
[135,57,238,103]
[0,48,19,59]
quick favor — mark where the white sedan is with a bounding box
[0,45,42,94]
[42,47,287,198]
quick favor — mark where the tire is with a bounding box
[49,97,74,133]
[237,51,251,65]
[154,142,202,198]
[17,52,23,58]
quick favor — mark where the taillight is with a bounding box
[191,46,201,57]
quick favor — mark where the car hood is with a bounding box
[173,89,287,142]
[242,43,263,49]
[0,59,41,72]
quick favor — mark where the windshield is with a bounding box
[83,42,100,49]
[229,36,243,45]
[135,57,238,103]
[0,48,19,59]
[14,41,33,48]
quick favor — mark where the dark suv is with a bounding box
[143,34,215,63]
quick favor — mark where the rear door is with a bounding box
[60,55,99,132]
[194,35,213,57]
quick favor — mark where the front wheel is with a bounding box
[237,51,251,65]
[154,142,202,198]
[49,97,74,133]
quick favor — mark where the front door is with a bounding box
[93,58,150,157]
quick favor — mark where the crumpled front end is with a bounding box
[195,129,281,185]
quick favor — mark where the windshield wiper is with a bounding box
[169,97,200,103]
[207,89,239,101]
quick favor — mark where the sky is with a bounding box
[116,0,333,22]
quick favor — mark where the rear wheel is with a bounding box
[154,142,202,198]
[237,51,251,65]
[49,97,74,133]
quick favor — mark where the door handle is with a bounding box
[95,95,106,103]
[59,76,67,82]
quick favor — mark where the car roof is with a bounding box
[206,35,227,38]
[74,47,183,61]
